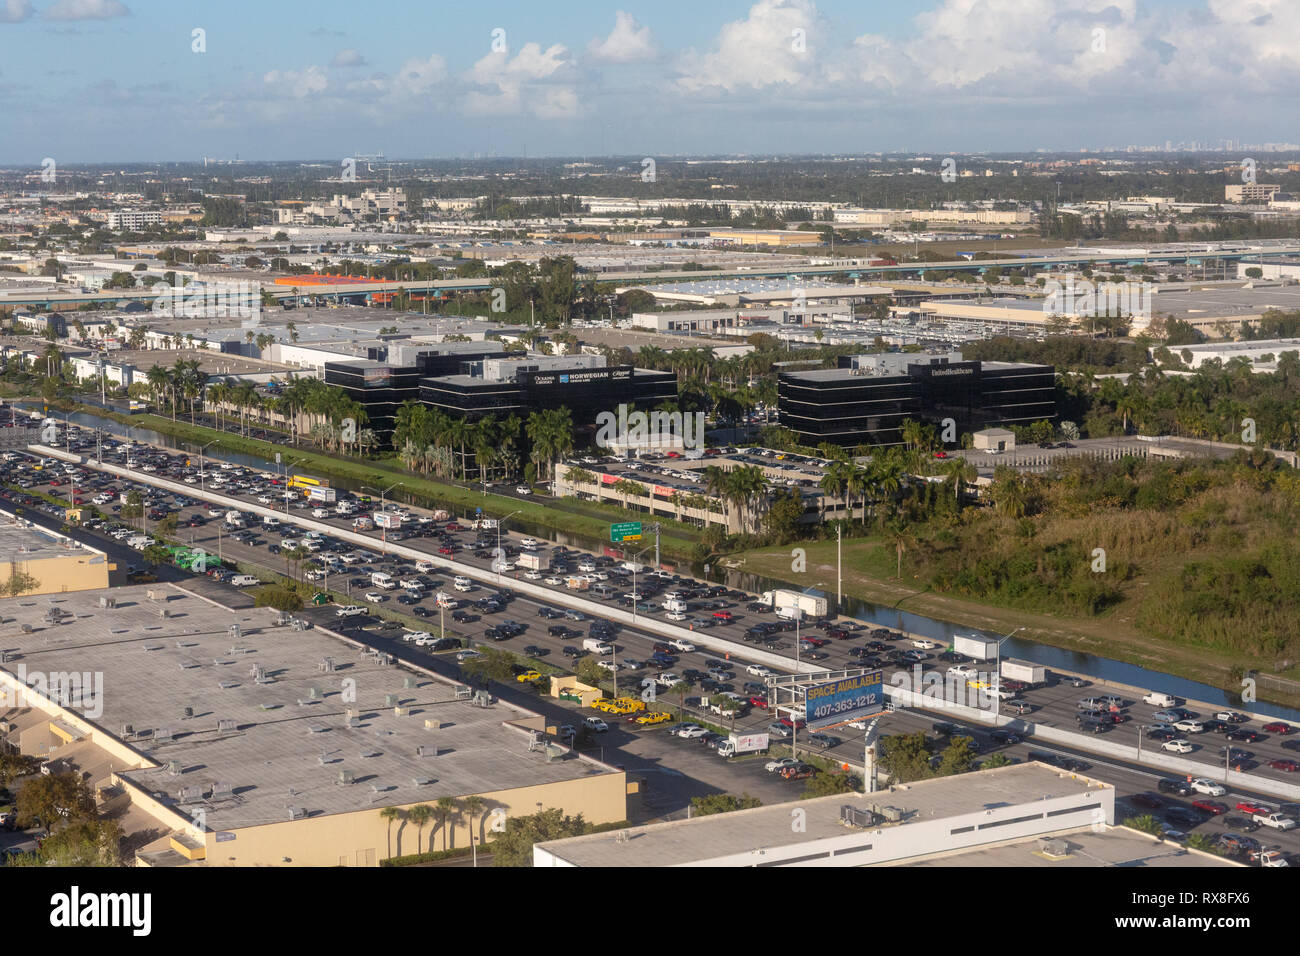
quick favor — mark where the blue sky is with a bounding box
[2,0,1297,162]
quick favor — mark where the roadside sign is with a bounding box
[806,670,883,731]
[610,521,643,543]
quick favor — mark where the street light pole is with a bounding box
[992,626,1026,728]
[496,509,522,585]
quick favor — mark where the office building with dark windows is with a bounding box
[778,352,1056,448]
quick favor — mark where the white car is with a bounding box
[403,631,432,644]
[515,485,532,495]
[947,665,978,679]
[1173,719,1204,733]
[364,592,386,604]
[584,717,609,733]
[665,611,687,621]
[207,507,224,517]
[1162,739,1194,754]
[544,576,563,586]
[675,725,707,739]
[911,638,939,650]
[1189,778,1227,796]
[257,495,273,505]
[669,639,695,652]
[335,605,366,617]
[765,757,800,773]
[577,560,597,572]
[746,664,774,677]
[596,660,619,672]
[523,569,542,580]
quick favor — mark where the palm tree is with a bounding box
[379,806,403,860]
[406,804,433,854]
[461,795,486,865]
[435,796,458,851]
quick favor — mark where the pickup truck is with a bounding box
[1253,812,1297,831]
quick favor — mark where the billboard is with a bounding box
[805,670,883,730]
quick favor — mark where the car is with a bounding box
[1173,719,1205,733]
[765,756,799,773]
[676,725,708,739]
[1270,758,1300,773]
[988,730,1021,746]
[1189,778,1227,796]
[779,764,814,781]
[515,485,532,495]
[1236,800,1272,815]
[1227,729,1265,743]
[1146,727,1176,742]
[1128,793,1162,810]
[1192,800,1229,816]
[515,670,542,683]
[1264,722,1295,735]
[767,722,793,739]
[1216,711,1249,723]
[808,733,841,750]
[635,712,671,726]
[1215,833,1260,855]
[583,717,608,733]
[910,638,938,650]
[1162,739,1194,754]
[1259,850,1291,867]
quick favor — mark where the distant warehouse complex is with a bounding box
[778,352,1057,448]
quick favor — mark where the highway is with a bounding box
[11,428,1300,860]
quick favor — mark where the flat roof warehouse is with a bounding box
[0,583,625,867]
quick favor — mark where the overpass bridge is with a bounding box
[4,244,1299,310]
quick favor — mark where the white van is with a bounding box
[453,576,473,592]
[371,572,396,590]
[583,638,613,654]
[415,559,436,573]
[230,574,261,587]
[262,516,280,530]
[663,598,688,614]
[435,592,458,609]
[1143,691,1178,708]
[519,537,540,551]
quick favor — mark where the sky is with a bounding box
[2,0,1298,163]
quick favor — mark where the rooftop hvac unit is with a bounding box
[336,769,354,786]
[840,804,874,829]
[210,781,233,800]
[165,760,181,775]
[384,693,398,708]
[216,718,236,733]
[158,607,169,619]
[309,686,322,700]
[318,657,335,673]
[1040,838,1071,858]
[404,676,417,689]
[288,806,306,821]
[182,706,193,719]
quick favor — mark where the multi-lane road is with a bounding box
[10,426,1300,860]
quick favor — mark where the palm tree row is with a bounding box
[393,401,526,482]
[142,358,207,423]
[377,794,490,859]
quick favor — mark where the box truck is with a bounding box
[954,634,999,660]
[718,732,769,758]
[517,553,545,572]
[761,589,827,618]
[1000,659,1046,686]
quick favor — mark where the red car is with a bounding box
[1263,722,1294,735]
[1269,759,1299,773]
[778,716,807,730]
[934,451,948,459]
[800,637,830,649]
[438,546,454,555]
[1236,800,1271,815]
[712,611,733,622]
[748,695,769,709]
[445,522,460,531]
[1192,799,1228,815]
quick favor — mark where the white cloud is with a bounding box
[0,0,33,23]
[588,11,657,63]
[331,49,368,68]
[42,0,128,20]
[675,0,824,92]
[390,53,448,97]
[262,66,327,99]
[465,42,581,118]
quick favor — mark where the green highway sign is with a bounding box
[610,521,643,543]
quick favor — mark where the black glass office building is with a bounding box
[778,357,1056,448]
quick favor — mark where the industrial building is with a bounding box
[0,511,113,595]
[534,763,1141,867]
[778,352,1057,448]
[0,584,626,867]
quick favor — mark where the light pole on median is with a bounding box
[992,626,1026,728]
[363,482,403,560]
[495,509,522,585]
[192,440,218,492]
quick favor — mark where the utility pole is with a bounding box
[836,523,842,613]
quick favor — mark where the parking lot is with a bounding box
[7,424,1300,861]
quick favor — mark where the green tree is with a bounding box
[936,736,978,775]
[406,804,434,854]
[801,770,861,798]
[690,793,763,815]
[491,808,589,867]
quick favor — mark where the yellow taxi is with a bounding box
[635,711,671,726]
[516,670,543,683]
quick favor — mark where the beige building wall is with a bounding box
[192,771,628,867]
[1,551,111,596]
